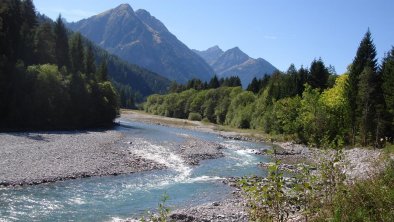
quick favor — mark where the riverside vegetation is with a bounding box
[144,30,394,221]
[145,30,394,149]
[240,150,394,222]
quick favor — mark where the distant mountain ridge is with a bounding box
[68,4,214,83]
[193,46,277,86]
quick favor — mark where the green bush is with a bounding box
[322,161,394,222]
[188,112,202,121]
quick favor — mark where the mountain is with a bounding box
[192,45,223,66]
[35,11,170,107]
[194,46,277,86]
[67,4,214,83]
[91,42,170,99]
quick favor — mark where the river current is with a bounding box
[0,118,271,221]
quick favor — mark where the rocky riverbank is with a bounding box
[0,130,163,187]
[119,111,392,222]
[0,119,227,187]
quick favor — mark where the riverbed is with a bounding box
[0,117,271,221]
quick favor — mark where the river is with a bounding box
[0,118,271,221]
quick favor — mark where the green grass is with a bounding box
[384,143,394,154]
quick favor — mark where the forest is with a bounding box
[0,0,119,130]
[145,31,394,148]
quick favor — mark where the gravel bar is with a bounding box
[0,130,163,186]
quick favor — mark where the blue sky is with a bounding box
[34,0,394,74]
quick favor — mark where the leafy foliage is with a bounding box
[145,30,393,148]
[141,193,171,222]
[0,0,119,130]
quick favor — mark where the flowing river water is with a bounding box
[0,119,271,221]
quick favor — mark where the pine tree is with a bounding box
[247,77,260,94]
[18,0,37,65]
[34,22,56,64]
[260,74,271,92]
[308,58,329,90]
[208,75,220,89]
[381,47,394,141]
[346,30,378,145]
[84,44,96,76]
[287,63,298,96]
[97,61,108,82]
[54,15,70,69]
[69,33,84,73]
[296,66,309,95]
[357,66,375,146]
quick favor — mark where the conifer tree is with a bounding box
[346,30,378,145]
[69,33,84,73]
[34,22,56,64]
[357,66,375,146]
[97,61,108,82]
[287,64,299,96]
[208,75,220,89]
[308,58,329,90]
[84,44,96,76]
[19,0,37,65]
[54,15,70,69]
[296,66,309,95]
[381,47,394,141]
[247,77,260,94]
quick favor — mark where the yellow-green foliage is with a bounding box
[144,68,389,148]
[320,74,348,109]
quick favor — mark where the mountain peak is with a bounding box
[95,3,135,18]
[227,46,244,54]
[221,47,249,61]
[115,3,133,12]
[111,3,135,17]
[206,45,223,53]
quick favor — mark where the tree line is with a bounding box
[145,31,394,148]
[168,76,242,93]
[0,0,119,130]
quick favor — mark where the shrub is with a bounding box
[188,112,202,121]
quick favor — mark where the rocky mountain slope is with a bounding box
[68,4,214,83]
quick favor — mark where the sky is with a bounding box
[34,0,394,74]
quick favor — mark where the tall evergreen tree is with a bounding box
[357,66,375,146]
[84,44,96,76]
[381,47,394,141]
[308,58,329,90]
[247,77,260,94]
[34,22,56,64]
[296,66,309,95]
[208,75,220,89]
[54,15,70,69]
[287,64,299,96]
[18,0,37,65]
[97,61,108,82]
[346,30,378,145]
[69,33,84,73]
